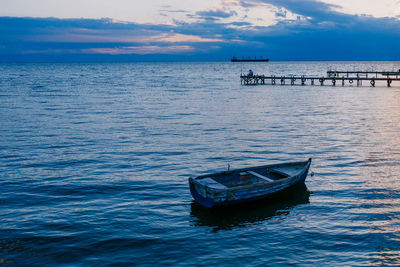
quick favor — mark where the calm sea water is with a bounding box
[1,61,400,266]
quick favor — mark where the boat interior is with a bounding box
[196,162,307,190]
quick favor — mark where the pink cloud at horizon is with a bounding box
[82,45,195,55]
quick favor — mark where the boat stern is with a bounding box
[189,178,215,208]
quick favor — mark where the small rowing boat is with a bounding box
[189,158,312,208]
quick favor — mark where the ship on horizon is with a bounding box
[231,56,269,62]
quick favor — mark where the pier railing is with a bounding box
[241,70,400,87]
[327,70,400,79]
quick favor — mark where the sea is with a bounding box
[1,61,400,266]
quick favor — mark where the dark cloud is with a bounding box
[196,9,238,19]
[159,9,188,13]
[274,8,287,18]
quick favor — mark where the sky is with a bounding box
[0,0,400,61]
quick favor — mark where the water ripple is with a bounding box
[1,62,400,265]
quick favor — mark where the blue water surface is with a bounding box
[1,61,400,266]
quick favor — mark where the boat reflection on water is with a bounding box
[190,184,310,232]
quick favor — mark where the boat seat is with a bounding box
[269,168,291,178]
[197,177,228,190]
[246,171,274,182]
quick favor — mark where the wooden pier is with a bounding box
[327,70,400,78]
[241,70,400,87]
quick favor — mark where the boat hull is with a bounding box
[189,159,311,208]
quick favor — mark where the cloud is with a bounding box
[0,16,226,61]
[1,0,400,61]
[159,9,188,14]
[196,9,238,19]
[82,45,194,55]
[274,8,287,18]
[158,33,223,43]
